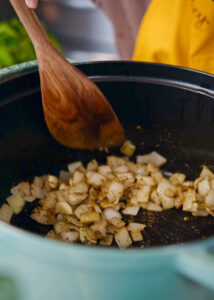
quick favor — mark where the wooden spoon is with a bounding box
[9,0,125,150]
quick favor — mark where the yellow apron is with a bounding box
[133,0,214,74]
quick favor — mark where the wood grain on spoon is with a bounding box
[9,0,125,150]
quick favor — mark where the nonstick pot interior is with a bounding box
[1,61,214,247]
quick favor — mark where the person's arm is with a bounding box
[25,0,38,9]
[92,0,151,60]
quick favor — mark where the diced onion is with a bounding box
[130,231,143,242]
[136,151,167,167]
[147,201,162,211]
[205,189,214,208]
[55,202,73,215]
[59,171,71,183]
[6,194,25,214]
[59,231,79,243]
[127,222,146,232]
[0,204,13,223]
[114,227,132,249]
[31,208,53,225]
[109,217,125,229]
[103,208,122,221]
[4,147,214,249]
[100,234,113,246]
[80,212,101,224]
[87,160,98,171]
[120,140,136,157]
[170,173,186,186]
[122,205,140,216]
[67,161,83,174]
[198,178,210,197]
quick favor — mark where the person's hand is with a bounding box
[25,0,38,9]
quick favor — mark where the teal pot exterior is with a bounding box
[0,62,214,300]
[0,223,213,300]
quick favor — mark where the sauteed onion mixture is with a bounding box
[1,141,214,248]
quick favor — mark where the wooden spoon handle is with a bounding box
[9,0,52,51]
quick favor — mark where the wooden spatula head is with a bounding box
[39,52,125,149]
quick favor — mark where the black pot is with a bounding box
[0,61,214,300]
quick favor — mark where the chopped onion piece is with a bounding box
[87,160,98,171]
[46,175,59,190]
[182,181,194,188]
[114,227,132,249]
[59,184,69,191]
[25,195,37,202]
[120,140,136,157]
[59,171,71,183]
[80,228,97,244]
[116,172,135,188]
[57,190,67,202]
[105,181,124,203]
[151,171,163,183]
[161,197,175,210]
[46,230,58,240]
[100,234,113,246]
[107,156,125,167]
[109,217,125,228]
[6,194,25,214]
[122,205,140,216]
[113,165,129,173]
[69,182,88,194]
[192,210,209,217]
[87,172,105,187]
[55,202,73,215]
[98,165,112,176]
[11,182,30,196]
[170,173,186,186]
[80,212,101,224]
[31,186,45,199]
[183,190,197,212]
[157,180,176,209]
[90,220,107,238]
[136,152,167,167]
[210,179,214,190]
[59,231,79,243]
[70,171,84,185]
[127,222,146,232]
[42,194,57,210]
[74,204,92,219]
[67,191,87,206]
[31,208,53,225]
[205,189,214,208]
[147,202,162,211]
[200,166,214,179]
[67,161,83,174]
[103,208,122,221]
[198,178,210,197]
[150,189,161,205]
[130,231,143,242]
[130,186,150,205]
[64,215,81,227]
[33,176,44,189]
[107,224,118,234]
[56,214,64,222]
[0,204,13,223]
[54,221,69,234]
[136,175,156,186]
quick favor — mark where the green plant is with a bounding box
[0,18,61,68]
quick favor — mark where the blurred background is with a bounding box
[0,0,119,68]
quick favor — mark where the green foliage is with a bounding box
[0,18,61,68]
